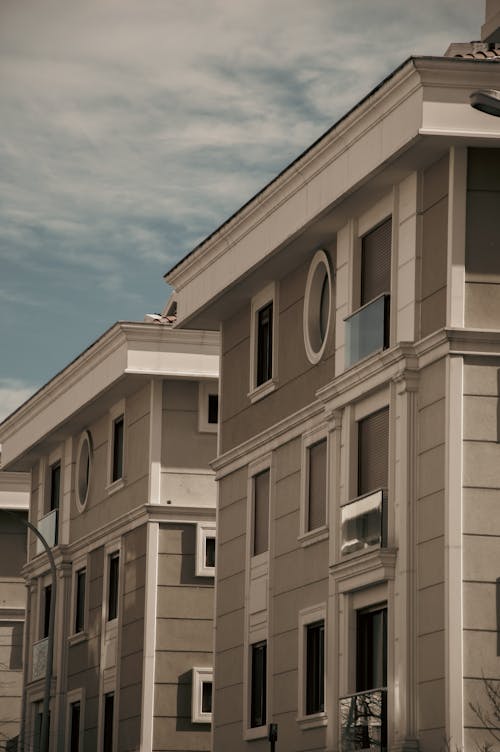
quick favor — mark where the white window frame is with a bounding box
[191,667,213,723]
[66,688,85,752]
[299,426,329,546]
[195,522,216,577]
[107,399,126,494]
[297,603,327,728]
[248,282,278,403]
[198,380,219,433]
[303,249,333,365]
[75,430,93,513]
[69,555,89,644]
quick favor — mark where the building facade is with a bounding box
[0,470,29,752]
[0,321,219,752]
[165,14,500,752]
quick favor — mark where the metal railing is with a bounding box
[339,688,387,751]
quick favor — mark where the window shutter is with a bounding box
[358,407,389,496]
[253,469,269,555]
[361,218,392,305]
[308,439,327,531]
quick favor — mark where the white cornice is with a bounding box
[0,322,219,468]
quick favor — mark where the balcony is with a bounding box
[339,688,387,751]
[344,294,390,368]
[36,509,58,553]
[32,637,48,681]
[340,489,387,556]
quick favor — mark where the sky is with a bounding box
[0,0,482,421]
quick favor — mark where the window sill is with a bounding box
[244,725,268,741]
[298,526,329,548]
[248,378,277,404]
[68,631,88,647]
[106,477,125,496]
[297,712,328,729]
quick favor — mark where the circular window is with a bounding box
[76,431,92,511]
[303,250,333,364]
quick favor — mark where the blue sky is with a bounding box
[0,0,481,420]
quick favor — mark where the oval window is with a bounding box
[303,250,333,364]
[76,431,92,511]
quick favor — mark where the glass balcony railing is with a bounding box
[339,688,387,751]
[32,637,48,681]
[340,489,387,556]
[36,509,58,554]
[344,294,390,368]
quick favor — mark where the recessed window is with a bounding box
[306,621,325,715]
[69,700,81,752]
[74,568,86,634]
[198,381,219,433]
[103,692,114,752]
[42,584,52,638]
[111,416,124,483]
[76,431,92,511]
[249,283,277,401]
[49,462,61,512]
[192,667,213,723]
[250,641,267,728]
[307,439,327,532]
[256,303,273,386]
[357,407,389,497]
[252,469,270,557]
[107,552,119,622]
[304,250,333,364]
[195,523,216,577]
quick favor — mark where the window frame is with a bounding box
[102,690,115,752]
[198,380,219,433]
[70,555,89,640]
[195,522,216,577]
[249,639,267,730]
[251,467,270,559]
[106,551,120,623]
[107,399,126,494]
[66,688,85,752]
[297,603,327,728]
[249,282,278,402]
[299,427,329,545]
[191,666,213,723]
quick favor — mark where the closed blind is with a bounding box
[308,439,327,531]
[358,407,389,496]
[361,218,392,305]
[253,469,269,555]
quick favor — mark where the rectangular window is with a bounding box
[34,702,49,752]
[253,469,269,556]
[208,393,218,424]
[191,667,213,723]
[111,415,124,483]
[306,621,325,715]
[74,568,86,634]
[201,680,213,714]
[42,584,52,639]
[361,218,392,306]
[250,641,267,728]
[102,692,114,752]
[49,462,61,511]
[205,536,216,569]
[69,701,81,752]
[307,439,327,531]
[356,606,387,691]
[357,407,389,497]
[256,302,273,386]
[107,552,119,622]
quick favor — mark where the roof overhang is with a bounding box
[0,322,219,471]
[165,57,500,331]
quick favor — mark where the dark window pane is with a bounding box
[356,607,387,692]
[103,693,114,752]
[253,469,269,556]
[108,553,119,621]
[201,681,213,714]
[256,303,273,386]
[361,218,392,305]
[358,407,389,497]
[306,621,325,715]
[208,394,218,424]
[75,569,86,633]
[250,641,267,728]
[50,463,61,511]
[43,584,52,638]
[70,701,80,752]
[112,416,124,482]
[308,439,327,531]
[205,537,216,568]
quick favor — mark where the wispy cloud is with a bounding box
[0,379,38,423]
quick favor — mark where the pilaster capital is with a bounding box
[393,368,419,395]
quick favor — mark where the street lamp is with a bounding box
[470,89,500,117]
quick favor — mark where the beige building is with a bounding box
[0,469,29,752]
[165,7,500,752]
[0,320,219,751]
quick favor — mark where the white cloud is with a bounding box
[0,380,37,423]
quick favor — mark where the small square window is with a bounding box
[196,523,216,577]
[107,552,119,622]
[250,641,267,728]
[192,667,213,723]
